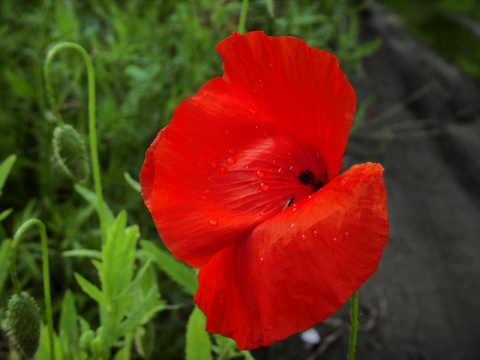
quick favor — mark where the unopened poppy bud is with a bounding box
[6,292,41,359]
[52,124,89,181]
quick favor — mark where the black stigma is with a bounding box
[298,170,324,192]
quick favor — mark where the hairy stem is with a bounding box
[11,219,55,360]
[347,291,358,360]
[45,42,107,243]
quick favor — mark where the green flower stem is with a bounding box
[238,0,249,34]
[10,219,55,360]
[45,42,107,243]
[347,291,359,360]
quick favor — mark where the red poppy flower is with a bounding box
[140,31,388,350]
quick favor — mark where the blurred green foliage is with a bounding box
[379,0,480,79]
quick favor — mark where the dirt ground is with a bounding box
[252,4,480,360]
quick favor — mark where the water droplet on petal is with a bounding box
[209,219,218,226]
[219,166,227,175]
[259,257,264,265]
[256,170,265,178]
[259,183,270,191]
[226,157,237,165]
[313,230,319,238]
[290,165,299,174]
[228,149,235,155]
[211,162,218,169]
[333,237,338,242]
[301,234,307,241]
[290,223,295,228]
[344,231,350,239]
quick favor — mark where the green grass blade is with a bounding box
[124,172,141,193]
[74,183,115,229]
[0,154,17,195]
[0,208,13,222]
[63,249,102,260]
[0,239,12,295]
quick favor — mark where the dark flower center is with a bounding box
[298,170,324,192]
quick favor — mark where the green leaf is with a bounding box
[212,334,254,360]
[134,323,155,359]
[59,290,79,359]
[0,239,12,295]
[0,208,13,222]
[63,249,102,260]
[117,287,165,336]
[0,154,17,195]
[3,71,34,100]
[124,172,141,193]
[101,212,138,300]
[116,258,153,300]
[140,240,198,296]
[74,183,115,228]
[186,306,213,360]
[36,324,63,360]
[265,0,275,17]
[74,273,103,304]
[98,211,140,341]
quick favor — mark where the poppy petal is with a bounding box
[141,77,333,268]
[217,31,356,178]
[140,32,356,268]
[140,129,163,210]
[194,162,388,350]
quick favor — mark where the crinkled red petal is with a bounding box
[194,163,388,350]
[140,32,356,268]
[217,31,356,178]
[140,77,330,267]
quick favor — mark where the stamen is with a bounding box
[298,170,323,192]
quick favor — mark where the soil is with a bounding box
[252,3,480,360]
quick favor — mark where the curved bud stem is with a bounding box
[11,219,55,360]
[44,42,107,243]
